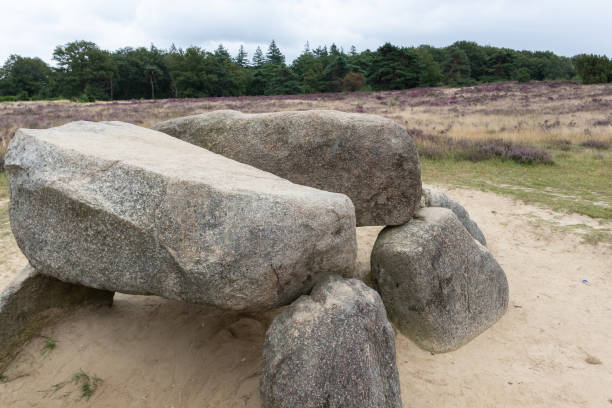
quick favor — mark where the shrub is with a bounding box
[413,132,555,165]
[506,145,554,164]
[516,68,531,83]
[76,93,94,103]
[580,140,610,150]
[418,145,447,160]
[16,91,29,100]
[593,119,611,127]
[573,54,611,84]
[342,72,365,92]
[545,139,573,151]
[465,140,553,164]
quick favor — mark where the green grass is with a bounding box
[72,370,102,400]
[581,229,612,245]
[421,149,612,220]
[42,370,102,401]
[40,336,57,355]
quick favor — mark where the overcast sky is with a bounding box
[2,0,611,66]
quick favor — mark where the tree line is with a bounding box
[0,40,610,101]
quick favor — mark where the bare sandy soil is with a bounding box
[1,188,611,407]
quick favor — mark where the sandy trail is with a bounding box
[0,188,611,407]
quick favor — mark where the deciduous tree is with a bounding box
[53,40,117,100]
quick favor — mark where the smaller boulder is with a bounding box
[419,184,487,246]
[0,265,114,372]
[371,208,508,353]
[261,275,402,408]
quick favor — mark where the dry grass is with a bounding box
[0,138,8,172]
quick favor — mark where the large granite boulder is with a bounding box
[153,110,421,226]
[420,184,487,246]
[261,275,402,408]
[0,264,113,372]
[371,208,508,353]
[5,121,357,312]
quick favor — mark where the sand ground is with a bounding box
[0,188,610,407]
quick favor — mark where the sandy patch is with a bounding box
[1,188,611,407]
[0,201,26,289]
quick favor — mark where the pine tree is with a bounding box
[313,46,328,58]
[215,44,231,59]
[487,49,514,80]
[452,41,487,81]
[323,54,350,92]
[235,45,248,67]
[416,49,443,87]
[573,54,611,84]
[443,47,472,85]
[368,43,420,90]
[252,46,265,67]
[266,40,285,65]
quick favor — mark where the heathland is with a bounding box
[0,81,611,407]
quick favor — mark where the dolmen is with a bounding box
[1,111,510,407]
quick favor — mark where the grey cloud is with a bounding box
[1,0,610,65]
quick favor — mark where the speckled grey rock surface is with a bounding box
[419,184,487,246]
[5,121,357,312]
[261,275,402,408]
[153,110,421,226]
[0,264,113,372]
[371,207,508,353]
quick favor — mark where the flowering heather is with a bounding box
[545,139,573,151]
[593,119,611,127]
[410,129,554,164]
[470,142,554,164]
[580,140,610,150]
[0,81,610,167]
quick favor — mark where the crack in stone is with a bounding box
[270,264,282,297]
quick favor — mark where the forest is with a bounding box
[0,39,610,102]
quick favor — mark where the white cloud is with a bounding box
[1,0,610,66]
